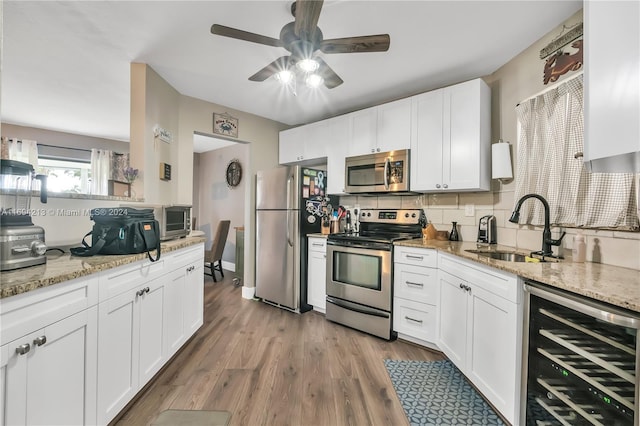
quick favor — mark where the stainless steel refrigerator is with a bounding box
[255,166,331,312]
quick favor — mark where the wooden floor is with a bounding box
[115,271,444,426]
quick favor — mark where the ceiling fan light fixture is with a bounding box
[275,69,294,84]
[296,58,319,73]
[305,73,324,89]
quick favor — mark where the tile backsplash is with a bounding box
[338,188,640,271]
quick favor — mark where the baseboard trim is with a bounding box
[242,286,255,299]
[221,260,235,272]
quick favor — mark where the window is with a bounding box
[38,157,91,194]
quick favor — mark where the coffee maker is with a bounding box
[477,215,496,244]
[0,159,48,271]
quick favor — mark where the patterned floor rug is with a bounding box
[384,359,505,426]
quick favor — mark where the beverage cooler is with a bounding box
[522,281,639,425]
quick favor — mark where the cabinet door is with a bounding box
[466,283,520,425]
[26,308,97,426]
[445,79,490,191]
[438,270,468,368]
[326,116,349,195]
[97,290,139,425]
[3,332,34,426]
[584,0,640,172]
[308,249,327,312]
[304,120,331,161]
[348,108,378,156]
[165,268,186,357]
[279,126,306,164]
[411,89,444,191]
[184,262,204,337]
[377,98,411,152]
[138,278,166,385]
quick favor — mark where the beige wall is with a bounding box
[130,63,180,205]
[339,9,639,271]
[195,142,249,265]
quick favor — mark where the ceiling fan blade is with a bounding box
[294,0,324,40]
[320,34,390,54]
[315,57,343,89]
[248,56,291,81]
[211,24,283,48]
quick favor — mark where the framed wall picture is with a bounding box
[213,113,239,138]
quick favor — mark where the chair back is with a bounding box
[209,220,231,262]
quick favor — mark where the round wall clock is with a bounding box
[225,159,242,188]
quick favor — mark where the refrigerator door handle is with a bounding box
[383,157,390,190]
[286,173,293,247]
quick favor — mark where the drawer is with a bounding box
[393,298,438,343]
[308,237,327,252]
[394,246,437,268]
[438,252,520,303]
[394,263,438,305]
[98,257,166,302]
[166,243,205,269]
[0,275,98,345]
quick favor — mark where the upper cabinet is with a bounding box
[410,78,491,192]
[584,1,640,173]
[279,126,307,164]
[279,119,332,165]
[347,98,412,157]
[326,115,350,195]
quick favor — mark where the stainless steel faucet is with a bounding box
[509,194,566,258]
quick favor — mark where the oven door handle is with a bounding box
[326,296,389,318]
[383,157,390,190]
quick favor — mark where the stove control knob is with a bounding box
[31,241,47,256]
[367,212,371,217]
[405,213,409,218]
[411,213,417,218]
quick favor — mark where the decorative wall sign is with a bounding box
[543,39,583,85]
[225,159,242,188]
[160,162,172,181]
[213,113,239,138]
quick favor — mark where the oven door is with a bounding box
[326,242,392,312]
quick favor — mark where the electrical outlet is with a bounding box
[465,204,475,217]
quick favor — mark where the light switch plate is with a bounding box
[465,204,475,217]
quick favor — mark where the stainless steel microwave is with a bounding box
[121,204,191,240]
[344,149,410,194]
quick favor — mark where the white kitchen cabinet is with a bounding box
[376,98,412,153]
[326,115,349,195]
[393,247,439,349]
[165,244,205,357]
[279,126,306,164]
[307,236,327,313]
[584,1,640,172]
[347,99,412,157]
[437,253,522,425]
[411,78,491,192]
[1,307,98,426]
[96,276,167,424]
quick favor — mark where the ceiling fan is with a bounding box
[210,0,390,89]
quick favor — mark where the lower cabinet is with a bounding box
[307,236,327,313]
[1,306,98,426]
[96,276,167,424]
[393,247,439,349]
[438,253,522,425]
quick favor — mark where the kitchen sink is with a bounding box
[465,249,529,262]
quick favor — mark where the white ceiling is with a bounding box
[2,1,582,143]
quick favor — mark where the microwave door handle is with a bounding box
[384,157,390,190]
[286,174,293,247]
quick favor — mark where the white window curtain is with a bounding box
[91,149,111,196]
[7,139,39,168]
[515,75,638,230]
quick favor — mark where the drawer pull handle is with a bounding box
[136,287,150,297]
[145,286,150,294]
[33,336,47,347]
[405,316,423,324]
[312,243,324,247]
[459,284,471,293]
[405,255,424,260]
[406,281,424,287]
[16,343,31,355]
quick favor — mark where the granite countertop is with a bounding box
[395,239,640,313]
[0,237,205,299]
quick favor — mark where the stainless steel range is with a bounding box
[326,208,426,340]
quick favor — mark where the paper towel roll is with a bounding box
[492,142,513,179]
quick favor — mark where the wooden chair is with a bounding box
[205,220,230,282]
